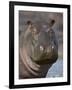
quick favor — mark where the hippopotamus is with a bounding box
[19,20,58,79]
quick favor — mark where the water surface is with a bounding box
[46,59,63,77]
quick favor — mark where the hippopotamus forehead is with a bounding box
[38,31,49,44]
[31,21,48,31]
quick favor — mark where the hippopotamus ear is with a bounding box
[27,20,33,31]
[27,20,32,27]
[48,19,55,28]
[27,20,39,35]
[46,19,55,32]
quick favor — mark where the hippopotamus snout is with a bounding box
[34,42,58,65]
[39,42,57,56]
[29,28,58,65]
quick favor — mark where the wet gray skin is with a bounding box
[32,29,58,64]
[20,20,58,65]
[19,20,58,78]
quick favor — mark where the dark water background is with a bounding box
[46,58,63,77]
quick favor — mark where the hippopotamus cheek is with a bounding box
[31,46,43,61]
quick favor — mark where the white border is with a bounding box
[14,5,67,85]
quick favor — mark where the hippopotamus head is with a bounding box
[20,20,58,65]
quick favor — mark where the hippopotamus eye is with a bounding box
[40,45,44,51]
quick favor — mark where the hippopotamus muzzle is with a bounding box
[29,28,58,65]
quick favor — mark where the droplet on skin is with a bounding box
[52,46,54,49]
[40,45,44,51]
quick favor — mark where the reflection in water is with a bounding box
[46,59,63,77]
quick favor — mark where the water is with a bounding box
[46,59,63,77]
